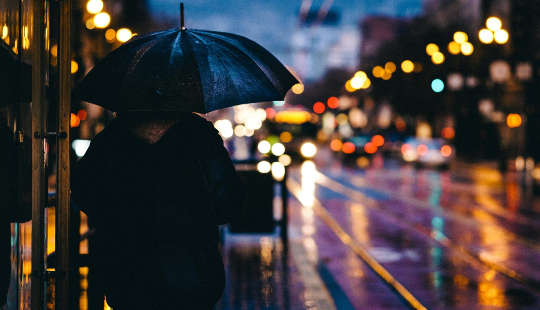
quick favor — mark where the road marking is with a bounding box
[288,179,429,310]
[290,240,337,310]
[315,172,540,293]
[319,170,540,253]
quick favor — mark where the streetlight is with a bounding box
[93,12,111,29]
[478,29,494,44]
[486,17,502,31]
[86,0,103,14]
[494,29,509,44]
[479,17,509,45]
[116,28,133,43]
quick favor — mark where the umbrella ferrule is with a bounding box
[180,2,186,31]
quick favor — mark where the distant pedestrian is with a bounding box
[71,112,245,309]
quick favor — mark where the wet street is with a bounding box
[217,151,540,310]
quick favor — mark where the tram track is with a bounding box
[287,179,429,310]
[314,171,540,294]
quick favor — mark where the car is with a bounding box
[400,137,453,169]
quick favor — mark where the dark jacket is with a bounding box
[71,113,244,309]
[0,126,17,306]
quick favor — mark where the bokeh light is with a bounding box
[271,142,286,156]
[291,83,304,94]
[300,142,317,158]
[494,29,509,44]
[486,16,502,31]
[327,96,339,109]
[116,28,133,43]
[93,12,111,29]
[431,52,445,65]
[385,62,397,73]
[372,66,384,78]
[105,29,116,42]
[460,42,474,55]
[70,60,79,74]
[506,113,522,128]
[453,31,468,44]
[313,101,325,114]
[426,43,439,56]
[401,60,414,73]
[448,41,461,55]
[478,29,494,44]
[342,142,355,154]
[258,140,271,154]
[86,0,104,14]
[280,131,292,143]
[431,79,445,93]
[257,161,271,174]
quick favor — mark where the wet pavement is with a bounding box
[216,151,540,309]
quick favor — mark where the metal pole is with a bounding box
[31,0,47,308]
[56,0,72,308]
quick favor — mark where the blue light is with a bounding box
[431,79,444,93]
[273,101,285,106]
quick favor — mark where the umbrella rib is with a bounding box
[190,31,281,96]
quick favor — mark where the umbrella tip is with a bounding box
[180,2,186,30]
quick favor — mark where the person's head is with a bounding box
[118,110,191,127]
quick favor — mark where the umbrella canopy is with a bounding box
[0,41,32,105]
[76,21,298,113]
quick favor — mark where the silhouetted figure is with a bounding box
[0,126,16,307]
[71,112,244,309]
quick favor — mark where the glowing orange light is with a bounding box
[441,127,455,139]
[70,113,80,128]
[327,96,339,109]
[506,113,522,128]
[342,142,355,154]
[372,135,384,147]
[77,109,88,121]
[313,101,325,114]
[330,139,343,152]
[395,119,407,131]
[417,144,428,156]
[441,145,452,157]
[364,142,377,154]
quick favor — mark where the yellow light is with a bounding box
[86,0,104,14]
[494,29,509,44]
[400,60,414,73]
[381,71,392,80]
[372,66,384,78]
[280,131,293,143]
[257,161,271,174]
[431,52,445,65]
[291,83,304,95]
[486,17,502,31]
[274,111,312,124]
[1,25,8,39]
[93,12,111,29]
[453,31,468,44]
[461,42,474,55]
[350,75,366,89]
[356,157,370,168]
[105,28,116,42]
[345,80,356,92]
[85,18,96,30]
[506,113,522,128]
[426,43,439,56]
[300,142,317,158]
[278,154,292,166]
[116,28,133,43]
[50,44,58,57]
[384,61,396,73]
[448,41,461,55]
[71,60,79,74]
[478,29,494,44]
[354,70,367,79]
[271,142,286,156]
[271,162,286,181]
[361,77,371,89]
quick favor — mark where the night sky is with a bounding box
[148,0,423,71]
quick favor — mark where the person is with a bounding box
[71,111,244,309]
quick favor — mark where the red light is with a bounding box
[313,101,325,114]
[401,143,412,153]
[77,109,88,121]
[441,145,452,157]
[265,107,276,119]
[327,96,339,109]
[342,142,355,154]
[372,135,384,147]
[364,142,377,154]
[417,144,428,156]
[441,127,455,139]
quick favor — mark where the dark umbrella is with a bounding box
[0,40,32,105]
[76,3,298,113]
